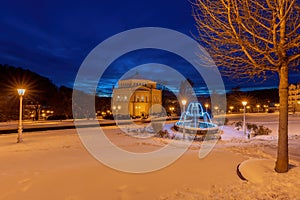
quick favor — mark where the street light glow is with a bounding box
[17,89,26,96]
[242,101,247,106]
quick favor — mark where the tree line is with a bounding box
[0,64,110,121]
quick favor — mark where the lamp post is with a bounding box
[17,89,26,143]
[256,104,260,113]
[214,106,219,115]
[205,103,209,113]
[181,99,187,113]
[242,101,247,135]
[181,99,187,140]
[229,106,234,113]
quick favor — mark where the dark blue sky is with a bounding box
[0,0,298,95]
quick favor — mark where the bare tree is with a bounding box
[193,0,300,172]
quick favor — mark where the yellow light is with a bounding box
[242,101,247,106]
[181,99,187,106]
[17,89,26,96]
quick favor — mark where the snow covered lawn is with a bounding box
[0,113,299,199]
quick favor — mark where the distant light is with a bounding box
[242,101,247,106]
[181,99,187,106]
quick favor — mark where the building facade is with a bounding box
[112,75,162,117]
[288,83,300,112]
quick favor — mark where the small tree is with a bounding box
[193,0,300,172]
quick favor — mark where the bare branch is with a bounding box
[193,0,300,79]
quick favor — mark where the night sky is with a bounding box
[1,0,298,96]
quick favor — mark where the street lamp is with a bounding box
[256,104,260,113]
[229,106,234,113]
[205,103,209,113]
[181,99,187,112]
[214,106,219,115]
[17,89,26,143]
[242,101,247,135]
[181,99,187,140]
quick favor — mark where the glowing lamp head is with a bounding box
[181,99,187,106]
[242,101,247,106]
[17,89,26,96]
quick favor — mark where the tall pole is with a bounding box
[243,105,246,135]
[242,101,247,136]
[205,104,208,113]
[181,99,187,140]
[17,89,25,143]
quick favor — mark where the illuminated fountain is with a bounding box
[174,102,220,136]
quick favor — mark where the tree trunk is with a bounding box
[275,64,289,173]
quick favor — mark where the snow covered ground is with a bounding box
[0,113,299,199]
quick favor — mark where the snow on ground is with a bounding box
[0,113,300,199]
